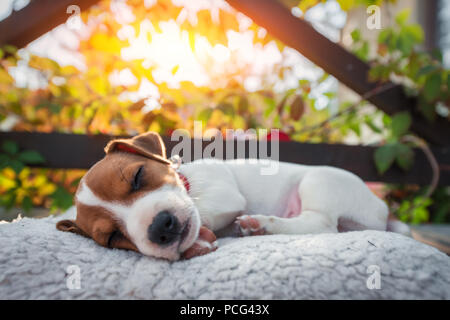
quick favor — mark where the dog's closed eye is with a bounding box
[131,165,144,192]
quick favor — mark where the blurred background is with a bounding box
[0,0,449,248]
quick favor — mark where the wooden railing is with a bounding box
[1,131,449,186]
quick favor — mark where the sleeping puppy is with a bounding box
[56,131,409,260]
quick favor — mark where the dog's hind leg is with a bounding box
[236,211,338,236]
[236,166,388,236]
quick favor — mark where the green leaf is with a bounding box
[197,108,213,123]
[349,122,361,137]
[2,140,18,155]
[423,73,442,102]
[9,159,25,174]
[22,196,33,213]
[397,32,414,56]
[416,65,439,78]
[395,9,411,26]
[355,42,369,62]
[18,151,45,164]
[298,79,310,88]
[49,103,62,114]
[396,144,414,171]
[378,29,391,44]
[418,97,436,123]
[0,192,16,210]
[404,25,424,43]
[351,29,361,42]
[382,114,391,127]
[70,177,82,188]
[323,92,336,99]
[263,97,276,118]
[0,154,9,169]
[391,112,411,137]
[413,196,432,207]
[50,186,73,212]
[369,64,390,82]
[364,116,382,133]
[374,144,397,175]
[412,206,429,224]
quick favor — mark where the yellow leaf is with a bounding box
[171,65,179,75]
[297,0,320,12]
[40,183,57,196]
[90,33,122,54]
[337,0,355,11]
[28,55,60,71]
[60,65,78,76]
[188,31,196,52]
[18,167,30,180]
[15,188,27,202]
[0,174,16,189]
[33,175,47,188]
[148,121,161,133]
[2,168,16,180]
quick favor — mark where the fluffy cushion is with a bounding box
[0,207,449,299]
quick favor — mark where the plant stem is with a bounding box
[293,82,397,136]
[401,135,440,199]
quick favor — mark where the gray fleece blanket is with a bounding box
[1,207,449,299]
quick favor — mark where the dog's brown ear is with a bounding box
[56,219,88,237]
[105,132,170,164]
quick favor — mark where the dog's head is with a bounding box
[56,132,201,260]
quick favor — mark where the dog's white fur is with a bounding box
[77,158,408,260]
[179,159,392,235]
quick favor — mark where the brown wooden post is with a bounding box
[0,0,101,48]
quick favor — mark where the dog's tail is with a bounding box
[386,212,411,236]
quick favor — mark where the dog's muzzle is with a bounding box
[147,210,180,245]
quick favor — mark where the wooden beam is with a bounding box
[418,0,438,52]
[411,225,450,255]
[226,0,450,146]
[1,131,449,186]
[0,0,101,48]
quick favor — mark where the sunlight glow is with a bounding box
[12,0,346,108]
[121,19,209,88]
[118,17,288,94]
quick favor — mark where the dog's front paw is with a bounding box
[182,226,218,259]
[235,215,267,237]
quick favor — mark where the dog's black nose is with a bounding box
[148,211,180,245]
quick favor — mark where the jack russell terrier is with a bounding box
[56,132,409,260]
